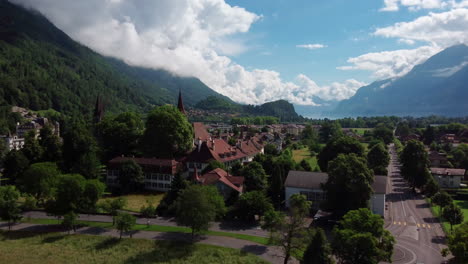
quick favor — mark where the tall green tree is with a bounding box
[80,179,105,213]
[156,173,188,216]
[373,123,394,145]
[241,161,268,192]
[234,191,274,222]
[319,121,343,143]
[367,143,390,175]
[2,150,29,184]
[141,105,193,158]
[400,140,430,191]
[442,203,464,231]
[302,228,333,264]
[332,208,394,264]
[19,162,60,202]
[269,164,284,208]
[432,191,453,216]
[101,197,127,225]
[62,211,78,234]
[115,212,136,239]
[451,143,468,170]
[318,136,365,172]
[173,185,219,239]
[0,186,23,230]
[39,125,62,162]
[118,160,144,193]
[97,112,144,160]
[322,154,373,215]
[447,222,468,263]
[21,130,43,163]
[422,125,436,145]
[53,174,86,215]
[262,194,312,264]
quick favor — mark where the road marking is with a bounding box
[428,225,431,229]
[394,221,397,225]
[417,223,420,227]
[422,224,426,228]
[399,194,407,217]
[403,222,407,226]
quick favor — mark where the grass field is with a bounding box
[22,218,270,245]
[0,231,267,264]
[99,194,165,212]
[350,128,372,135]
[429,199,468,233]
[292,147,318,170]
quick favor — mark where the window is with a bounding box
[164,175,170,181]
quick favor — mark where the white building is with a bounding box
[284,171,387,216]
[430,168,465,189]
[1,135,25,151]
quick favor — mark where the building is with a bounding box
[196,168,244,199]
[284,171,387,216]
[0,134,25,151]
[430,167,465,188]
[428,151,449,168]
[106,156,182,192]
[177,90,186,115]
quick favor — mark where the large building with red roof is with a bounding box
[196,168,244,199]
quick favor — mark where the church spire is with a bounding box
[177,89,186,115]
[94,95,105,123]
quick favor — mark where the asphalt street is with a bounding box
[383,144,447,264]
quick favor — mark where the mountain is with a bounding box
[0,0,226,116]
[333,45,468,117]
[244,100,302,121]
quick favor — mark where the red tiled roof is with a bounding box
[188,139,248,163]
[200,168,244,193]
[193,122,211,141]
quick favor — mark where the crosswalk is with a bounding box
[392,221,431,229]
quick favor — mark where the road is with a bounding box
[384,144,447,264]
[22,211,269,238]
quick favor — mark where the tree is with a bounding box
[203,185,227,220]
[115,212,136,239]
[367,143,390,175]
[21,131,43,163]
[322,154,373,216]
[442,203,464,231]
[102,197,127,225]
[39,125,62,162]
[62,121,100,179]
[423,125,436,145]
[80,179,105,213]
[447,222,468,263]
[19,162,60,202]
[302,228,333,264]
[156,173,188,216]
[97,112,144,160]
[53,174,86,215]
[373,123,394,145]
[400,140,430,191]
[173,185,217,239]
[319,121,343,143]
[451,143,468,170]
[432,191,453,216]
[62,211,78,234]
[317,136,365,172]
[2,150,29,185]
[202,160,226,174]
[229,161,243,176]
[0,186,23,230]
[423,177,439,198]
[140,203,157,218]
[241,161,268,191]
[269,164,284,209]
[141,105,193,158]
[119,160,144,193]
[300,159,312,172]
[332,208,395,264]
[264,144,279,156]
[234,191,274,222]
[262,194,312,264]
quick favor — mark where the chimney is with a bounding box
[197,137,202,152]
[212,139,215,151]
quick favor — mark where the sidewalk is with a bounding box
[0,222,296,264]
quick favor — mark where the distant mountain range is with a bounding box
[331,44,468,117]
[0,0,228,116]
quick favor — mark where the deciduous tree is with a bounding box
[241,161,268,192]
[367,143,389,175]
[400,140,430,191]
[115,212,136,239]
[0,186,22,230]
[119,160,144,193]
[318,136,365,172]
[302,228,333,264]
[442,203,464,231]
[19,162,60,202]
[234,191,274,222]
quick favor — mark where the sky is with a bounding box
[11,0,468,106]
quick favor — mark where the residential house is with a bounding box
[284,171,387,216]
[428,151,449,168]
[0,134,25,151]
[195,168,244,199]
[430,167,466,188]
[107,156,182,192]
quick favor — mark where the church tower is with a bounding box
[94,95,105,123]
[177,89,186,115]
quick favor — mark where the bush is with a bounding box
[22,195,37,211]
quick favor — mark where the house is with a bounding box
[430,167,466,188]
[284,171,387,216]
[195,168,244,199]
[106,156,182,192]
[0,134,25,151]
[428,151,449,168]
[440,134,457,144]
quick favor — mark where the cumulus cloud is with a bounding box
[10,0,355,105]
[296,44,327,50]
[339,8,468,79]
[379,0,468,12]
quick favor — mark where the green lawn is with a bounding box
[292,147,318,170]
[22,218,270,245]
[350,128,372,136]
[0,231,267,264]
[99,193,165,213]
[429,199,468,233]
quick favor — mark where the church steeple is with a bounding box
[177,89,186,115]
[94,95,105,123]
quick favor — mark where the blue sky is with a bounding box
[226,0,433,84]
[14,0,468,105]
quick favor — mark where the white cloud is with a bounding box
[339,8,468,79]
[296,44,327,50]
[10,0,356,105]
[379,0,468,12]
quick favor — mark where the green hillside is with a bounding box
[0,0,223,117]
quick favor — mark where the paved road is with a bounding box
[384,144,448,264]
[0,222,295,264]
[23,211,269,238]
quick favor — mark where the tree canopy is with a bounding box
[318,136,365,172]
[399,140,430,190]
[367,143,389,175]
